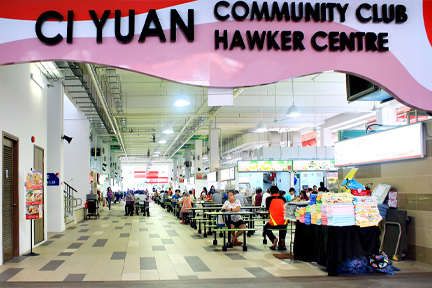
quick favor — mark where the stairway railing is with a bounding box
[64,182,82,222]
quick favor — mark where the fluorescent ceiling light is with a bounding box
[162,124,174,134]
[153,151,161,155]
[202,154,208,160]
[174,93,190,107]
[286,104,301,117]
[256,120,268,133]
[31,73,44,89]
[157,134,167,144]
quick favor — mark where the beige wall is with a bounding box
[338,120,432,265]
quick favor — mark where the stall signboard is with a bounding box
[47,172,59,186]
[207,172,217,182]
[25,170,43,220]
[335,123,425,166]
[196,173,207,180]
[238,160,292,172]
[293,160,336,171]
[220,167,235,181]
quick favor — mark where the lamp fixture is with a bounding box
[162,123,174,134]
[287,79,301,117]
[256,120,268,133]
[174,91,190,107]
[157,134,167,144]
[225,153,232,160]
[202,154,208,160]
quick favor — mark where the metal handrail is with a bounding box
[64,182,82,221]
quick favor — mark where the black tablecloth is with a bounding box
[294,222,380,276]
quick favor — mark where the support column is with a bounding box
[269,131,281,147]
[172,157,178,183]
[377,107,397,125]
[209,129,220,170]
[46,84,65,232]
[194,140,203,173]
[318,128,332,147]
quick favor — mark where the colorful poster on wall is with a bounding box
[237,160,293,172]
[293,160,336,171]
[25,171,43,220]
[196,173,207,180]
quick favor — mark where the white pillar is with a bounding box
[194,140,203,173]
[209,129,220,170]
[46,84,65,232]
[185,149,191,178]
[269,131,281,147]
[318,128,332,147]
[377,107,398,125]
[172,158,178,182]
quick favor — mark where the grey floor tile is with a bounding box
[115,226,123,230]
[245,267,275,278]
[166,230,179,237]
[162,225,171,228]
[203,246,221,252]
[178,275,199,280]
[190,235,202,239]
[40,240,53,246]
[67,226,77,230]
[112,221,119,223]
[58,252,74,256]
[78,229,89,233]
[4,256,27,263]
[120,233,130,238]
[152,246,166,251]
[167,222,176,224]
[139,228,148,232]
[67,243,83,249]
[50,234,64,239]
[64,274,86,282]
[80,224,88,226]
[39,260,65,271]
[149,234,159,238]
[77,236,90,241]
[161,239,174,244]
[121,217,127,219]
[140,257,157,270]
[111,252,126,260]
[102,217,110,220]
[125,223,132,226]
[93,239,108,248]
[225,253,246,260]
[0,268,24,282]
[184,256,211,272]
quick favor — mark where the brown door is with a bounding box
[33,146,44,245]
[2,134,19,263]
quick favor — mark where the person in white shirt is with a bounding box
[261,189,271,208]
[222,191,246,246]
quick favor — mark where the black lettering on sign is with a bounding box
[89,10,110,43]
[138,9,166,43]
[35,11,63,45]
[115,10,135,43]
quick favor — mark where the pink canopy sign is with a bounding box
[1,0,432,111]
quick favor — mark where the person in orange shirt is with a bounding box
[264,186,287,250]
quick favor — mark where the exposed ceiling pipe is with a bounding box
[113,113,209,118]
[85,63,127,157]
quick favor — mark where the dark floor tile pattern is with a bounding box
[0,268,24,282]
[67,226,77,230]
[63,274,86,282]
[120,233,130,238]
[80,224,88,226]
[77,236,90,241]
[58,252,74,256]
[166,230,179,237]
[50,234,64,239]
[40,240,53,246]
[115,227,123,230]
[78,229,89,233]
[125,223,132,226]
[149,234,159,238]
[161,239,174,244]
[111,252,126,260]
[225,253,247,260]
[139,228,148,232]
[39,260,65,271]
[93,239,108,247]
[152,246,166,251]
[245,267,275,278]
[5,256,27,263]
[178,275,199,280]
[140,257,157,270]
[203,246,221,252]
[184,256,211,272]
[67,243,83,249]
[112,221,119,223]
[102,217,110,220]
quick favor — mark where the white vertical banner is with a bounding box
[208,88,233,107]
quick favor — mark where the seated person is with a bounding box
[124,191,134,216]
[300,189,309,201]
[179,191,193,224]
[138,192,148,215]
[222,190,246,246]
[264,186,288,250]
[285,187,295,202]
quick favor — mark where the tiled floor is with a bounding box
[1,202,432,284]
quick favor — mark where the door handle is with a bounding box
[12,204,17,207]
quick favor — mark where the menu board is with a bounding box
[207,172,217,182]
[293,160,336,171]
[237,160,293,172]
[220,168,235,181]
[335,123,425,167]
[25,171,43,220]
[229,167,235,180]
